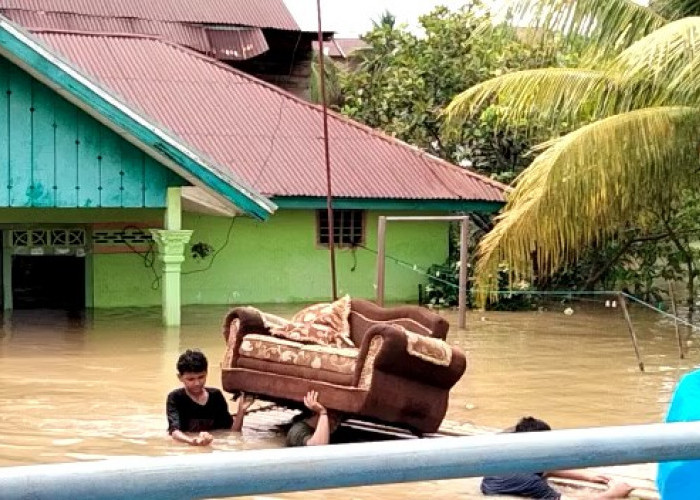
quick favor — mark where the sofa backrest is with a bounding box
[349,299,449,345]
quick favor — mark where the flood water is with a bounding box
[1,302,697,498]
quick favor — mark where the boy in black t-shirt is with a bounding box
[166,349,243,446]
[480,417,633,499]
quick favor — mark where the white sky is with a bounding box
[283,0,473,37]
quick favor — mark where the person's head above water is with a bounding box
[177,349,208,375]
[514,416,551,433]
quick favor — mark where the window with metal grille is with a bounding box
[317,209,365,247]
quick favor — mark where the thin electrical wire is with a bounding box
[358,244,700,333]
[120,225,161,290]
[183,217,236,275]
[622,292,700,332]
[249,31,303,189]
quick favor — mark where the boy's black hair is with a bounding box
[515,416,551,433]
[177,349,208,375]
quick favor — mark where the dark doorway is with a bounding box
[12,256,85,310]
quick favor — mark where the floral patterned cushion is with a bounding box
[239,334,358,375]
[271,295,353,348]
[402,328,453,366]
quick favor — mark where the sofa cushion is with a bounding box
[272,295,353,348]
[239,334,358,375]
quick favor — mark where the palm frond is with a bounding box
[652,0,700,20]
[475,106,700,300]
[611,17,700,104]
[506,0,667,53]
[444,68,634,137]
[664,51,700,102]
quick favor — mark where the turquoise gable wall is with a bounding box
[0,56,186,208]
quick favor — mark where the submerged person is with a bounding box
[285,390,342,447]
[480,417,633,499]
[166,349,251,446]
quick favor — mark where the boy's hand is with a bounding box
[242,395,256,412]
[303,390,327,415]
[605,480,633,497]
[192,432,213,446]
[586,473,611,484]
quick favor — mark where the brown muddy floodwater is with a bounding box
[1,302,697,498]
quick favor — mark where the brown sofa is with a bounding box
[221,299,467,434]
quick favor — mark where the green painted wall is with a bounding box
[0,208,449,307]
[0,56,185,208]
[179,210,449,305]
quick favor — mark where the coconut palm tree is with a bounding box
[445,0,700,302]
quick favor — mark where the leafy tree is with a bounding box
[445,0,700,308]
[316,4,576,182]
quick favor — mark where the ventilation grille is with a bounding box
[92,228,153,246]
[11,228,86,248]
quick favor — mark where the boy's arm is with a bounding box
[303,391,331,446]
[561,479,633,499]
[305,412,331,446]
[547,470,609,484]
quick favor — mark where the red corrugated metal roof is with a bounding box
[0,0,299,30]
[32,31,505,202]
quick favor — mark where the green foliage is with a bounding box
[309,51,343,107]
[538,190,700,306]
[445,0,700,308]
[335,3,573,180]
[423,221,534,311]
[423,260,534,311]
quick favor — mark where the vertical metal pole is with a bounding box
[668,281,685,359]
[376,216,387,306]
[316,0,337,301]
[458,217,469,329]
[618,293,644,372]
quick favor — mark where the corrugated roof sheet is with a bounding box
[206,27,268,61]
[0,0,299,30]
[3,9,272,60]
[2,9,212,52]
[32,31,505,202]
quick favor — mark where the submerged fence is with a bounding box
[1,422,700,499]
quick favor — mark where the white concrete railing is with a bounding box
[1,422,699,499]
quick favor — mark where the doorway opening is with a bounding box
[12,255,86,310]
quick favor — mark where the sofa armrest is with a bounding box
[222,306,275,342]
[353,323,466,389]
[222,307,294,370]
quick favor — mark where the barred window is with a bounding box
[317,209,364,247]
